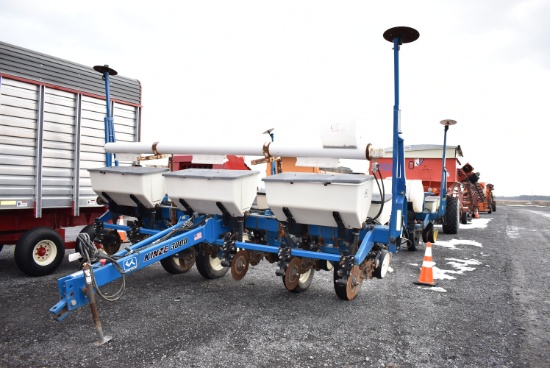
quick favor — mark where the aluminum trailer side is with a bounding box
[0,41,142,276]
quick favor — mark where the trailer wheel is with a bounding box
[491,201,497,212]
[14,227,65,277]
[461,211,468,225]
[160,249,196,274]
[442,196,459,234]
[374,250,391,279]
[196,252,229,279]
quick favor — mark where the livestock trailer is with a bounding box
[0,41,142,276]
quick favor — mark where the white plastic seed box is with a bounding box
[368,193,392,225]
[88,166,169,208]
[163,169,260,217]
[263,173,374,229]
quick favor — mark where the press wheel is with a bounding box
[230,250,250,281]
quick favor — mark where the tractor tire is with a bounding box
[491,201,497,212]
[442,196,459,234]
[14,227,65,277]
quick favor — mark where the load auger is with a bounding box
[50,26,427,344]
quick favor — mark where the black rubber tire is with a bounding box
[491,200,496,212]
[282,268,315,293]
[461,211,468,225]
[442,196,459,234]
[195,252,229,279]
[0,244,3,253]
[14,227,65,277]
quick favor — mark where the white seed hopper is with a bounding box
[263,172,374,229]
[163,169,260,217]
[88,166,169,208]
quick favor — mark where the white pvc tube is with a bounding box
[105,140,375,160]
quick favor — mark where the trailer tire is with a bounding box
[196,252,229,279]
[491,201,496,212]
[14,227,65,277]
[442,196,459,234]
[461,211,468,225]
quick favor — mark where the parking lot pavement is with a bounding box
[1,204,549,367]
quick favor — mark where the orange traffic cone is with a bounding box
[117,216,128,242]
[413,242,438,286]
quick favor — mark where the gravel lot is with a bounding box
[1,204,549,367]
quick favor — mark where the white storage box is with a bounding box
[368,193,392,225]
[88,166,169,208]
[263,173,374,229]
[424,195,440,213]
[163,169,260,217]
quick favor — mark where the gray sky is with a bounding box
[1,0,549,196]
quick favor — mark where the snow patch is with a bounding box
[416,286,447,292]
[432,258,481,280]
[434,217,492,229]
[434,238,483,250]
[460,218,492,229]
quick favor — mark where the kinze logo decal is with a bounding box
[143,238,189,262]
[123,256,138,272]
